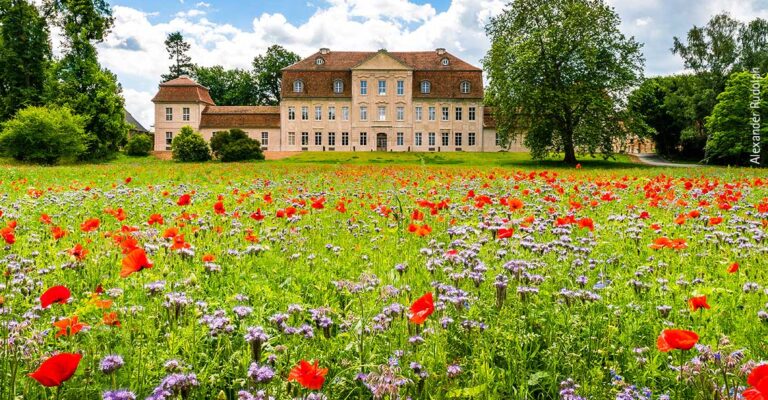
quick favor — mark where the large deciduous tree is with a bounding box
[484,0,644,164]
[162,32,193,82]
[252,45,301,106]
[192,66,260,106]
[0,0,52,121]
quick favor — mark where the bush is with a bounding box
[172,126,211,162]
[0,106,88,164]
[209,128,263,162]
[219,138,265,162]
[125,134,153,156]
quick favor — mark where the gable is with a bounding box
[352,51,413,71]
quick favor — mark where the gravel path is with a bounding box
[633,153,701,168]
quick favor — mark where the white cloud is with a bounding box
[175,9,206,18]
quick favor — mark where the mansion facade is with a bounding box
[152,48,521,153]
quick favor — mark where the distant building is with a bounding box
[152,48,523,153]
[124,109,149,137]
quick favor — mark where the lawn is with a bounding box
[1,153,767,400]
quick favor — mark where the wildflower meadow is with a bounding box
[1,158,768,400]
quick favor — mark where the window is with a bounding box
[454,132,462,146]
[468,107,476,121]
[378,80,386,95]
[315,57,325,65]
[293,80,304,93]
[460,81,471,94]
[315,106,322,121]
[415,106,423,121]
[165,108,173,121]
[397,80,404,96]
[396,106,404,121]
[441,132,449,146]
[396,132,404,146]
[495,132,502,146]
[182,107,190,122]
[360,132,368,146]
[421,81,431,94]
[428,107,436,121]
[442,107,449,121]
[334,79,343,93]
[261,132,269,146]
[301,106,309,120]
[378,106,386,121]
[315,132,322,146]
[301,132,309,146]
[468,132,476,146]
[415,132,422,146]
[441,57,450,66]
[328,106,336,120]
[328,132,336,146]
[455,107,462,121]
[342,106,350,121]
[288,132,296,146]
[288,106,296,120]
[360,106,368,121]
[360,80,367,95]
[341,132,349,146]
[428,132,436,146]
[165,132,173,150]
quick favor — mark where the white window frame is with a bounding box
[328,106,336,120]
[428,132,435,146]
[261,132,269,146]
[396,106,404,121]
[378,80,387,95]
[396,132,404,146]
[415,132,422,146]
[182,107,190,122]
[165,132,173,150]
[315,132,322,146]
[301,132,309,146]
[360,80,368,95]
[341,106,350,121]
[165,108,173,121]
[468,132,476,146]
[341,132,349,146]
[360,106,368,121]
[461,81,471,94]
[468,107,476,121]
[293,80,304,93]
[378,106,386,121]
[315,106,322,121]
[441,132,449,146]
[301,106,309,120]
[288,106,296,120]
[455,107,462,121]
[421,81,431,94]
[428,107,436,121]
[360,132,368,146]
[442,107,449,121]
[397,80,405,96]
[333,80,343,94]
[288,132,296,146]
[415,106,422,121]
[454,132,462,146]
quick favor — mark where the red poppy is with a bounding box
[1,227,14,244]
[508,198,524,211]
[125,177,132,184]
[214,201,226,215]
[53,316,87,337]
[311,197,325,209]
[708,216,724,226]
[743,364,768,399]
[163,227,179,238]
[728,262,739,274]
[103,312,121,327]
[80,218,100,232]
[177,194,191,206]
[411,209,425,221]
[68,244,89,261]
[171,234,190,250]
[40,286,71,308]
[40,213,52,224]
[28,353,82,387]
[497,228,514,239]
[51,226,67,240]
[577,218,594,231]
[120,248,153,278]
[656,329,699,352]
[148,214,164,225]
[409,292,435,324]
[250,209,265,221]
[202,254,215,262]
[288,359,328,390]
[408,223,432,237]
[688,295,710,312]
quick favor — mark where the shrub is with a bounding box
[219,138,265,162]
[209,128,263,162]
[125,134,153,156]
[0,106,88,164]
[172,126,211,162]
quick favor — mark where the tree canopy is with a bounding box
[484,0,644,163]
[192,66,260,106]
[252,45,301,106]
[162,31,194,82]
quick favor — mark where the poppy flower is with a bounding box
[728,262,739,274]
[28,353,82,387]
[40,286,71,308]
[163,227,179,238]
[68,244,89,261]
[40,213,52,224]
[120,248,153,278]
[688,295,710,312]
[177,194,191,206]
[288,359,328,390]
[508,198,524,211]
[80,218,100,232]
[577,218,594,231]
[743,364,768,399]
[51,226,67,240]
[148,214,164,225]
[497,228,514,239]
[171,234,190,250]
[202,254,215,262]
[409,292,435,324]
[656,329,699,352]
[250,209,265,221]
[708,216,724,226]
[53,316,87,337]
[1,228,14,244]
[103,312,121,327]
[214,201,226,215]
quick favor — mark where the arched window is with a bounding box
[293,80,304,93]
[420,80,431,94]
[441,57,450,66]
[333,79,344,94]
[315,57,325,65]
[460,81,471,94]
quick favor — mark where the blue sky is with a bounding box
[94,0,768,130]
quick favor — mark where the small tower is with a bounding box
[151,75,215,152]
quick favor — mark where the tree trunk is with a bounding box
[563,128,577,164]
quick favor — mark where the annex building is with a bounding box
[151,48,525,153]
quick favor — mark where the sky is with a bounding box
[82,0,768,130]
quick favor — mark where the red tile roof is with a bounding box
[199,106,280,129]
[152,76,215,105]
[483,107,496,129]
[283,49,481,71]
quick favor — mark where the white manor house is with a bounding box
[152,48,527,153]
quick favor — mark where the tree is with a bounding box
[162,32,193,82]
[252,45,301,105]
[484,0,644,163]
[209,128,263,161]
[704,71,767,166]
[673,13,741,87]
[44,0,127,160]
[125,134,152,156]
[0,106,88,164]
[192,66,259,106]
[0,0,52,121]
[172,125,211,162]
[740,19,768,75]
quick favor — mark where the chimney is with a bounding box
[436,48,446,55]
[320,48,330,55]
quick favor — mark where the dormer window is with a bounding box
[315,57,325,65]
[293,80,304,93]
[420,80,431,94]
[333,79,343,94]
[441,58,450,66]
[460,80,471,94]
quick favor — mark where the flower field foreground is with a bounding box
[1,162,768,400]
